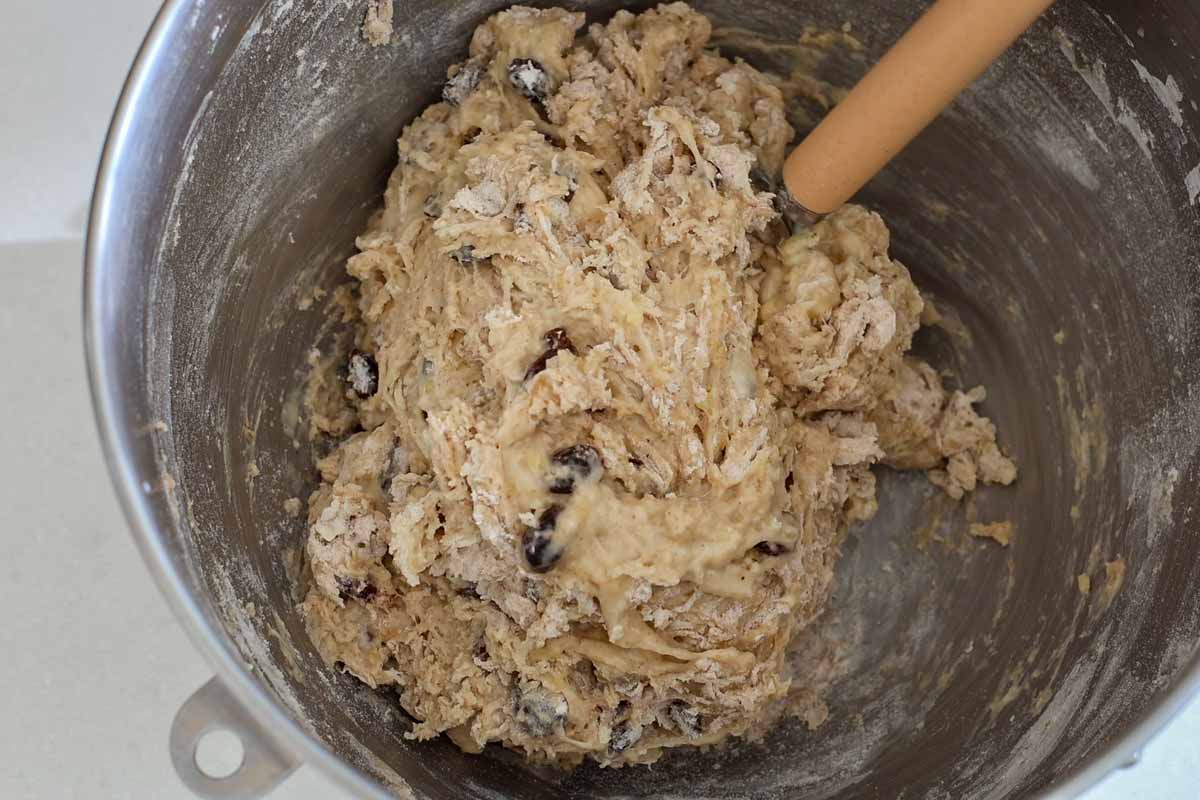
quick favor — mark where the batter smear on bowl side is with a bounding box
[299,2,1016,767]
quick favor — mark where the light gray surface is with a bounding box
[0,242,343,799]
[0,0,1194,797]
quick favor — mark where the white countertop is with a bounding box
[0,1,1194,797]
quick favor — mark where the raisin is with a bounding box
[450,244,478,265]
[537,504,561,531]
[442,61,484,106]
[749,164,772,193]
[609,721,643,754]
[523,529,556,572]
[523,328,576,381]
[507,58,553,102]
[667,700,703,738]
[336,576,377,601]
[523,505,563,572]
[574,659,600,688]
[547,444,602,494]
[347,350,379,398]
[754,541,790,556]
[544,327,574,354]
[513,203,533,233]
[514,685,568,737]
[772,187,796,216]
[423,192,442,219]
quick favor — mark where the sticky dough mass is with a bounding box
[300,2,1016,768]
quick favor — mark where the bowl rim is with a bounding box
[83,1,1200,798]
[82,1,395,798]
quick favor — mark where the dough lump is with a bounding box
[300,3,1015,768]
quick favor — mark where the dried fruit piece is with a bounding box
[347,351,379,398]
[547,444,602,494]
[749,164,772,193]
[667,700,703,738]
[536,504,561,530]
[523,505,563,572]
[609,720,643,754]
[336,576,378,602]
[513,203,533,233]
[507,58,552,102]
[514,684,568,737]
[450,244,478,265]
[524,328,576,381]
[443,61,484,106]
[423,192,442,219]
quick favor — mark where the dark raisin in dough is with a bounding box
[423,192,442,218]
[548,444,602,494]
[544,327,573,353]
[523,505,563,572]
[749,164,772,193]
[609,721,643,753]
[513,203,533,233]
[450,244,478,265]
[443,61,484,106]
[667,700,703,738]
[507,58,553,102]
[336,576,377,602]
[514,685,567,737]
[524,328,576,381]
[536,504,561,530]
[347,351,379,398]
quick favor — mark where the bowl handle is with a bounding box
[169,677,300,799]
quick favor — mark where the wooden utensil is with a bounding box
[782,0,1056,219]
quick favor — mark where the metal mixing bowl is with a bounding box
[85,1,1200,798]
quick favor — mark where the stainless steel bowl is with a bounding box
[85,1,1200,798]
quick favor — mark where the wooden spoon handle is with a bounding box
[782,0,1055,216]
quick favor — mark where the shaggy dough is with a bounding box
[300,3,1015,768]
